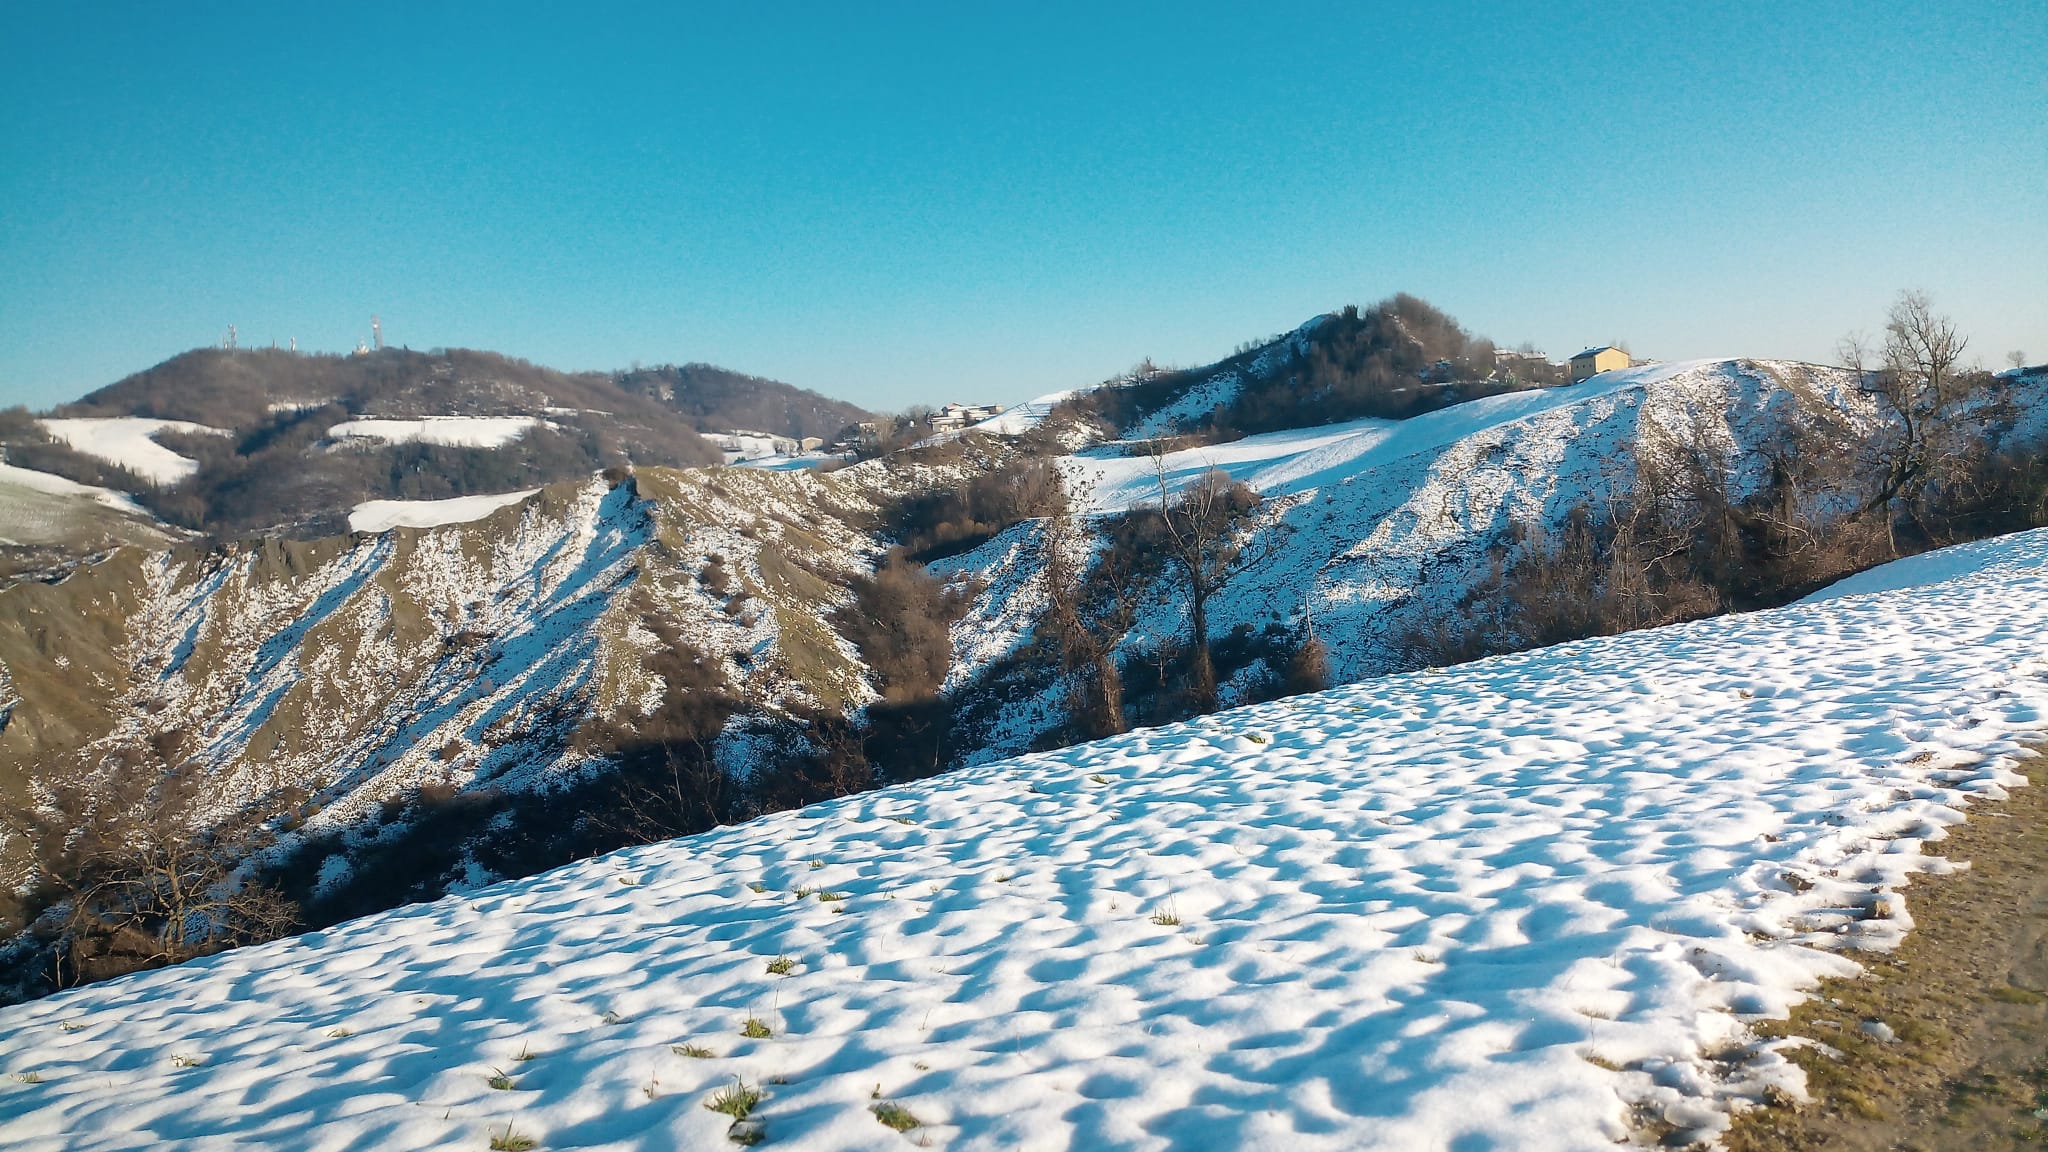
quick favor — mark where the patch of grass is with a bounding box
[705,1079,762,1119]
[1245,733,1268,744]
[601,1010,627,1026]
[888,816,914,825]
[1988,984,2048,1006]
[13,1071,41,1084]
[326,1027,352,1039]
[766,955,797,975]
[1088,774,1110,785]
[808,858,825,870]
[489,1124,538,1151]
[1149,903,1182,927]
[871,1101,923,1131]
[748,881,769,893]
[487,1067,517,1091]
[57,1021,85,1033]
[815,891,844,903]
[673,1042,717,1058]
[514,1043,538,1062]
[792,886,815,900]
[740,1017,773,1039]
[170,1053,203,1068]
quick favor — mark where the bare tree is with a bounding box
[1148,448,1262,713]
[4,752,298,992]
[1858,291,1973,550]
[1038,480,1132,738]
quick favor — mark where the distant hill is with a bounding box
[1059,295,1567,445]
[1,347,873,538]
[614,362,872,442]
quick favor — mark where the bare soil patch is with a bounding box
[1728,753,2048,1151]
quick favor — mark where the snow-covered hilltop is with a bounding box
[933,356,1915,761]
[4,526,2045,1150]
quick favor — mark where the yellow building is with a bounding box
[1568,345,1631,383]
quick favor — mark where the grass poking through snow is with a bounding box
[872,1101,923,1131]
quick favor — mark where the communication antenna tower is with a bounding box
[290,336,297,352]
[372,315,383,351]
[223,323,237,350]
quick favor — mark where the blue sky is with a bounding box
[2,2,2042,412]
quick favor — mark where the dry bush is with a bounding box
[2,750,299,997]
[889,459,1065,562]
[834,556,974,704]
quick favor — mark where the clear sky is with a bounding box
[2,2,2043,412]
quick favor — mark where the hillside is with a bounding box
[0,347,872,540]
[2,526,2045,1150]
[1,341,2042,979]
[0,462,182,583]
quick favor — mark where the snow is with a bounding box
[347,490,542,533]
[1061,416,1399,513]
[8,525,2048,1151]
[972,389,1080,435]
[0,461,146,514]
[1063,362,1719,516]
[1800,534,2048,604]
[736,454,845,472]
[1127,369,1242,439]
[327,417,544,448]
[37,417,229,486]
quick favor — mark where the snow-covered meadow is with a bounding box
[4,527,2047,1150]
[0,461,146,515]
[347,489,541,533]
[38,417,230,486]
[327,416,545,448]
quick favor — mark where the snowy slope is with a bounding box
[6,528,2048,1151]
[0,462,146,514]
[38,417,230,485]
[347,489,542,533]
[951,359,1864,733]
[0,461,175,564]
[1061,415,1400,513]
[970,389,1078,435]
[327,417,545,448]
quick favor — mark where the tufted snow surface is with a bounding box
[4,528,2048,1150]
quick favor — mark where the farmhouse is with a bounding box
[1569,345,1631,383]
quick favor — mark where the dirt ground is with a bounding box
[1726,752,2048,1151]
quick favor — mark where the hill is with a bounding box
[0,347,872,539]
[2,526,2045,1149]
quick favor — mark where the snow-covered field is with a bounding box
[1061,416,1399,513]
[327,416,544,448]
[6,527,2048,1150]
[38,417,229,485]
[1066,360,1725,515]
[971,390,1079,436]
[0,461,145,514]
[0,460,168,552]
[348,489,541,533]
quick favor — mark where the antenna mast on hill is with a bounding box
[371,315,383,351]
[223,323,237,350]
